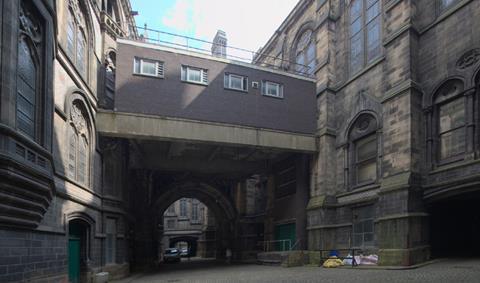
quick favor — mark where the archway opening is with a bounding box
[428,190,480,258]
[162,198,214,260]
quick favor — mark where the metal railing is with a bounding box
[127,25,314,78]
[259,239,292,252]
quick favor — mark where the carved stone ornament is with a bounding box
[19,2,42,45]
[456,49,480,70]
[71,102,88,137]
[69,0,86,29]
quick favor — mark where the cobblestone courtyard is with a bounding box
[114,258,480,283]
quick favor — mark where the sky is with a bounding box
[130,0,299,61]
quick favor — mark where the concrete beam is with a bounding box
[96,111,317,153]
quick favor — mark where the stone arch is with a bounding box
[423,77,465,108]
[153,181,238,259]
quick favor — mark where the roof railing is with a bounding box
[125,25,314,78]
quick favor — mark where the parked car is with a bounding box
[163,248,181,263]
[180,248,189,257]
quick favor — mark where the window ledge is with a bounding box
[181,80,208,86]
[429,158,480,175]
[337,183,380,198]
[262,93,284,99]
[133,73,164,79]
[224,87,248,93]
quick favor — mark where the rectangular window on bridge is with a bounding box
[224,73,248,91]
[133,57,164,77]
[262,80,283,98]
[181,65,208,85]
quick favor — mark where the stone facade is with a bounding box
[255,0,480,265]
[0,0,136,282]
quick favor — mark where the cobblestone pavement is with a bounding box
[114,258,480,283]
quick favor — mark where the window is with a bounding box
[348,113,378,188]
[67,101,90,186]
[133,57,164,77]
[262,81,284,98]
[105,218,116,264]
[439,0,459,11]
[180,199,187,217]
[67,0,88,78]
[224,73,248,91]
[167,204,175,214]
[353,206,374,248]
[349,0,382,75]
[167,219,175,229]
[428,79,469,164]
[181,65,208,84]
[191,203,198,221]
[294,30,316,75]
[17,2,43,141]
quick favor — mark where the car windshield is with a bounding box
[165,249,178,254]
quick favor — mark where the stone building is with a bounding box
[0,0,136,282]
[254,0,480,265]
[1,0,480,282]
[161,198,213,258]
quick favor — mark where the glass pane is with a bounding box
[17,111,35,138]
[18,40,36,86]
[356,135,377,162]
[439,97,465,133]
[296,52,305,73]
[363,220,374,233]
[351,18,362,36]
[188,68,201,82]
[134,58,141,73]
[353,234,363,247]
[350,0,363,22]
[67,12,75,57]
[440,128,466,159]
[353,222,363,233]
[367,18,381,62]
[350,32,364,74]
[141,59,157,75]
[230,75,243,89]
[364,232,374,244]
[357,160,376,183]
[77,137,87,184]
[76,31,86,76]
[366,1,380,23]
[17,91,35,119]
[267,83,279,96]
[440,0,457,10]
[68,129,76,179]
[17,78,36,110]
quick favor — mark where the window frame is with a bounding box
[348,0,382,76]
[181,65,208,85]
[105,218,117,265]
[354,133,378,185]
[352,205,375,249]
[224,73,248,92]
[294,30,316,76]
[435,93,468,165]
[133,57,164,78]
[438,0,459,13]
[66,4,88,79]
[261,80,284,99]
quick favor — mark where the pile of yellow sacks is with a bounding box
[322,257,344,268]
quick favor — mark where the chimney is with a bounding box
[211,30,227,58]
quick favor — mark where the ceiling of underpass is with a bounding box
[129,138,292,180]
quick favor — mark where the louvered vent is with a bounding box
[157,62,164,77]
[202,70,208,84]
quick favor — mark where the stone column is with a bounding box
[295,154,310,250]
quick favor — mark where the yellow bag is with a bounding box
[322,258,344,268]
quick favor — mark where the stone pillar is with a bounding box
[295,154,310,250]
[263,174,275,243]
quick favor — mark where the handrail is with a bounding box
[258,239,292,252]
[126,25,315,78]
[289,240,300,251]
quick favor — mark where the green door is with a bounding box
[68,238,80,283]
[275,223,296,251]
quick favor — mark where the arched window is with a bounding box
[180,199,187,217]
[67,0,88,78]
[349,0,382,75]
[348,113,379,188]
[68,101,90,186]
[294,30,316,75]
[17,2,43,141]
[430,80,469,164]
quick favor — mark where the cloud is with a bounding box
[157,0,298,57]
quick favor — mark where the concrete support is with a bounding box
[295,155,310,250]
